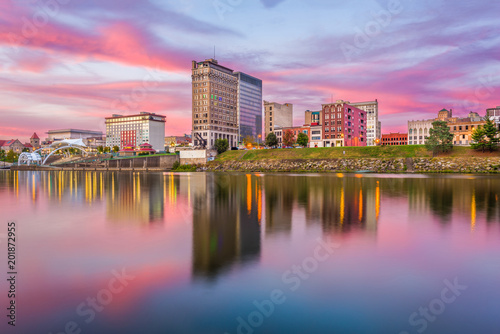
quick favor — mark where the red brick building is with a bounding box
[321,100,367,147]
[381,133,408,146]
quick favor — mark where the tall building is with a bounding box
[350,100,380,146]
[321,100,367,147]
[191,59,238,149]
[234,72,263,143]
[264,101,293,138]
[105,112,166,151]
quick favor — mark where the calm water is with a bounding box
[0,171,499,334]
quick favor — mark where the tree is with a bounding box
[97,145,104,154]
[265,133,278,147]
[471,126,487,152]
[214,139,229,154]
[0,149,5,161]
[104,146,111,153]
[6,150,16,162]
[282,129,295,147]
[297,132,309,147]
[112,146,120,153]
[243,135,254,146]
[483,117,500,152]
[425,120,453,156]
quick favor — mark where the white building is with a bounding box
[487,106,500,130]
[408,119,434,145]
[47,129,103,141]
[310,125,323,148]
[264,101,293,139]
[105,112,166,151]
[350,100,381,146]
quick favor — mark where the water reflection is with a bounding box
[191,174,261,280]
[1,171,500,333]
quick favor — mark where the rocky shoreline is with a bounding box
[201,157,500,174]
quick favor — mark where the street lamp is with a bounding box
[258,134,262,149]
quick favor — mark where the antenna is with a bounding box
[214,46,216,59]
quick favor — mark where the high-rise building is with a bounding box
[234,72,262,144]
[264,101,293,138]
[191,59,238,149]
[350,100,380,146]
[105,112,166,151]
[321,100,367,147]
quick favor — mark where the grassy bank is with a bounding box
[216,146,500,161]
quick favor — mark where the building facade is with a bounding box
[408,109,490,146]
[321,100,367,147]
[448,113,486,146]
[105,112,166,151]
[408,119,434,145]
[264,101,293,139]
[235,72,263,144]
[350,100,380,146]
[0,139,25,154]
[192,59,238,149]
[30,133,40,149]
[487,106,500,130]
[381,133,408,146]
[47,129,103,142]
[305,110,322,126]
[309,125,323,148]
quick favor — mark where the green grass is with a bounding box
[172,164,197,172]
[216,146,500,161]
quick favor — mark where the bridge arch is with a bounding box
[42,145,88,165]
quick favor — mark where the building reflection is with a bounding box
[406,177,500,226]
[191,173,261,280]
[317,176,379,234]
[106,172,165,224]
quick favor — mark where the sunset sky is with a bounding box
[0,0,498,142]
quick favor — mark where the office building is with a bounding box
[321,100,367,147]
[264,101,293,138]
[235,72,263,143]
[350,100,380,146]
[105,112,166,151]
[191,59,238,149]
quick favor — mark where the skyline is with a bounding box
[1,0,499,143]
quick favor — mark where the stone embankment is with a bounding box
[202,157,500,173]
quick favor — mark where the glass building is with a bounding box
[235,72,263,144]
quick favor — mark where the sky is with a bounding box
[0,0,499,143]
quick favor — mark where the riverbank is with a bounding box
[203,157,500,173]
[204,146,500,173]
